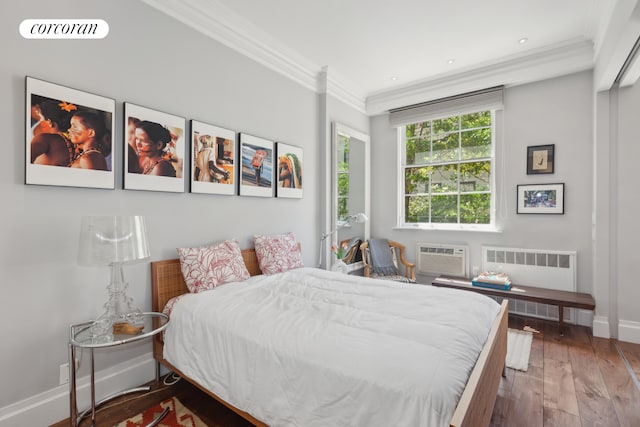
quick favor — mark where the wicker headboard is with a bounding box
[151,248,262,314]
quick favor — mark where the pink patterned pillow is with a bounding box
[177,239,250,293]
[254,232,304,275]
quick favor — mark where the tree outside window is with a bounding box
[402,111,493,226]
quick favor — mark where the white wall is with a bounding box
[0,0,322,423]
[370,71,594,294]
[615,81,640,342]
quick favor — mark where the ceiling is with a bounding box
[144,0,617,112]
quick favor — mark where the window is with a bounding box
[400,110,494,227]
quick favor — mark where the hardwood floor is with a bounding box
[491,315,640,427]
[52,315,640,427]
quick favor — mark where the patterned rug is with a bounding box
[506,328,533,372]
[115,396,207,427]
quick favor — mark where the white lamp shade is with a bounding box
[78,216,150,266]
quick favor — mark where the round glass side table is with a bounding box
[68,312,169,427]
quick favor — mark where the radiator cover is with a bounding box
[482,246,577,323]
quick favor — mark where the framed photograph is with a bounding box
[238,133,274,197]
[124,103,185,192]
[26,76,115,189]
[190,120,237,195]
[517,183,564,214]
[527,144,554,174]
[276,142,303,199]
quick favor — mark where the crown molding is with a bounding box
[142,1,594,117]
[141,0,366,113]
[366,39,595,116]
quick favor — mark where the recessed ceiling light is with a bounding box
[447,59,455,64]
[390,76,398,81]
[518,37,528,44]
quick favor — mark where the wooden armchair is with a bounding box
[359,240,416,283]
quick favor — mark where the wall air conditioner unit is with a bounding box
[417,243,468,277]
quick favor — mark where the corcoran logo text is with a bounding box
[19,19,109,39]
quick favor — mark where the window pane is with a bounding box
[461,111,491,129]
[338,173,349,196]
[460,161,490,191]
[433,116,459,134]
[431,195,458,223]
[406,122,430,138]
[406,137,430,164]
[460,193,490,224]
[405,167,430,194]
[400,108,494,227]
[338,197,348,220]
[338,138,349,172]
[432,133,459,162]
[431,164,458,193]
[405,195,429,223]
[461,128,491,159]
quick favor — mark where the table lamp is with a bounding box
[78,216,150,339]
[318,212,368,267]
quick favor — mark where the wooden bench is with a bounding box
[431,275,596,335]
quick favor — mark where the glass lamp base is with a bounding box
[90,263,144,340]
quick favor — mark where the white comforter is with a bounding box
[163,267,500,427]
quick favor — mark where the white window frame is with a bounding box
[396,110,498,231]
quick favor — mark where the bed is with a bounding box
[151,247,508,427]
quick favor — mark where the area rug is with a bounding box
[506,328,533,372]
[115,396,207,427]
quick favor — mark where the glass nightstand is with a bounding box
[68,312,169,427]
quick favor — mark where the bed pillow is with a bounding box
[177,239,250,293]
[254,232,304,275]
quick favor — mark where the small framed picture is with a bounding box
[124,103,185,192]
[276,142,303,199]
[239,133,274,197]
[517,183,564,214]
[527,144,554,174]
[26,76,115,189]
[190,120,237,196]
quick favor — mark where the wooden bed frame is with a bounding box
[151,248,508,427]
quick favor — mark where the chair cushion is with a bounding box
[368,238,399,276]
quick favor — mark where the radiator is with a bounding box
[417,243,468,277]
[481,246,577,323]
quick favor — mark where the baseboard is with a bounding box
[592,315,611,338]
[618,319,640,344]
[576,309,594,329]
[0,352,156,427]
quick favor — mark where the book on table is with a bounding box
[471,278,512,290]
[474,271,510,285]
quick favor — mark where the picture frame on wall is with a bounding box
[238,133,274,197]
[517,183,564,214]
[26,76,115,189]
[124,102,185,192]
[276,142,303,199]
[190,120,237,196]
[527,144,554,174]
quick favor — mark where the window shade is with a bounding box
[389,86,504,127]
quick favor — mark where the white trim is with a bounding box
[0,353,156,427]
[593,315,611,338]
[366,39,594,115]
[619,319,640,344]
[141,0,367,113]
